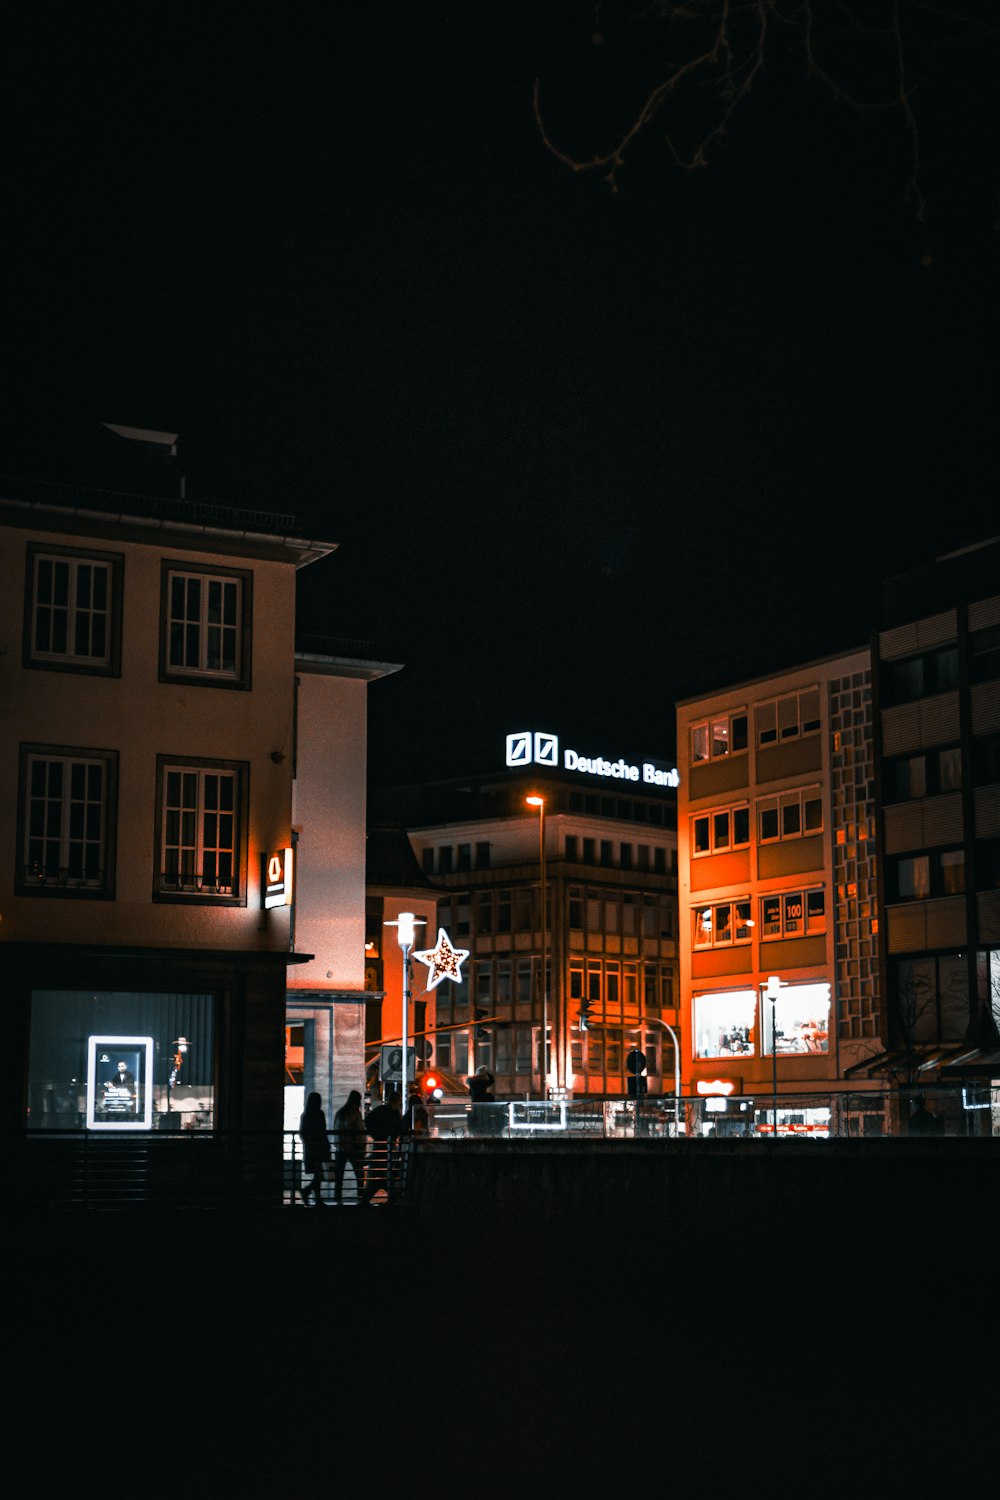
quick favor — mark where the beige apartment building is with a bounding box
[676,649,881,1134]
[2,477,391,1194]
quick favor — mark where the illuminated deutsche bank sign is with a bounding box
[506,731,679,788]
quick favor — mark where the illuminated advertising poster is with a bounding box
[86,1036,154,1131]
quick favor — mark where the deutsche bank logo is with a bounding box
[506,731,559,768]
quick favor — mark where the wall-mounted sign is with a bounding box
[505,730,679,788]
[696,1078,740,1096]
[263,847,294,910]
[87,1036,154,1131]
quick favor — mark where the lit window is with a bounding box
[760,888,826,940]
[155,757,247,903]
[694,989,757,1059]
[693,899,754,948]
[690,712,748,763]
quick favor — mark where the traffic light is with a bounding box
[627,1075,648,1098]
[422,1073,444,1100]
[577,1001,592,1031]
[474,1007,490,1040]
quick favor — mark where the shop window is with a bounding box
[27,989,214,1131]
[694,989,757,1058]
[758,787,823,843]
[24,543,123,676]
[17,744,119,898]
[691,711,748,763]
[761,981,831,1055]
[760,888,826,939]
[160,562,251,688]
[154,756,247,903]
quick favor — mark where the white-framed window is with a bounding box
[694,989,757,1059]
[161,563,251,686]
[17,744,118,896]
[691,710,748,764]
[693,899,754,948]
[760,888,826,939]
[754,688,821,747]
[155,757,247,902]
[758,786,823,842]
[25,544,122,674]
[692,804,750,855]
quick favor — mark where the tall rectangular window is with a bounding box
[160,563,251,688]
[25,545,123,675]
[17,745,118,897]
[155,757,247,903]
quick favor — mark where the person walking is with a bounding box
[361,1091,404,1205]
[298,1091,331,1205]
[331,1089,367,1204]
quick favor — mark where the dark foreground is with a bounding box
[13,1140,997,1490]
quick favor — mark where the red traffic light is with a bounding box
[423,1074,443,1099]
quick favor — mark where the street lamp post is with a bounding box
[763,975,783,1138]
[386,912,425,1115]
[526,795,547,1099]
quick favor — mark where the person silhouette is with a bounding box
[298,1091,331,1205]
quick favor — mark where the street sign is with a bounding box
[626,1049,646,1075]
[379,1044,416,1083]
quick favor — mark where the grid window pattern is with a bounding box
[829,672,879,1039]
[18,746,117,896]
[157,761,244,899]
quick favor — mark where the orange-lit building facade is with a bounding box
[676,649,882,1132]
[374,751,679,1101]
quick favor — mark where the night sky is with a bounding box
[5,5,997,788]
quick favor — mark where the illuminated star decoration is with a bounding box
[412,928,470,989]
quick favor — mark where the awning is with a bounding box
[938,1048,1000,1079]
[843,1045,972,1080]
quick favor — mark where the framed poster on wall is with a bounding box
[86,1036,154,1131]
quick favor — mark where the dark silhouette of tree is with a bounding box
[534,1,998,230]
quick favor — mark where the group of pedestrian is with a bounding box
[298,1087,406,1206]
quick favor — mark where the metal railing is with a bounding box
[420,1084,1000,1139]
[5,1085,996,1208]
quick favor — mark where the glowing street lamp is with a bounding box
[384,911,425,1111]
[526,795,549,1097]
[762,974,785,1138]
